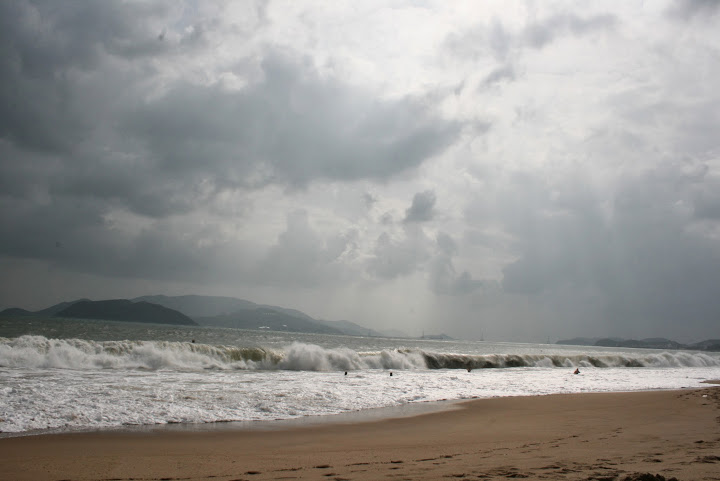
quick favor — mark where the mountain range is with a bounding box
[0,294,405,337]
[5,295,714,348]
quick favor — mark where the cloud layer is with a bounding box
[1,1,719,342]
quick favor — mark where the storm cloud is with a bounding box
[1,1,719,342]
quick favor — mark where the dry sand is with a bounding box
[2,387,719,481]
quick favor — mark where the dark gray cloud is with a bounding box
[0,1,460,206]
[481,65,516,88]
[252,210,358,287]
[522,13,618,49]
[488,19,513,61]
[362,192,377,209]
[444,12,617,63]
[489,163,720,338]
[404,190,437,223]
[124,53,460,190]
[1,1,719,342]
[0,0,184,153]
[3,49,459,219]
[0,0,224,222]
[366,227,431,280]
[693,189,720,220]
[443,20,512,63]
[0,1,460,287]
[665,0,720,21]
[429,233,484,296]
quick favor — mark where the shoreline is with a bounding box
[0,397,467,439]
[2,386,720,481]
[3,381,714,440]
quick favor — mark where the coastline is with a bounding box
[2,387,719,481]
[0,397,467,439]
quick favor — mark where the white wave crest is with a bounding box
[0,335,275,371]
[0,336,428,372]
[276,343,427,371]
[421,350,720,369]
[2,335,718,373]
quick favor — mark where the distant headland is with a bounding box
[557,336,720,352]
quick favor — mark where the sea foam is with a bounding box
[1,335,719,372]
[2,334,720,436]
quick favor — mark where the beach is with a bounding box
[2,386,719,481]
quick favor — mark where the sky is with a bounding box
[1,0,720,342]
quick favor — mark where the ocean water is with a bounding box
[1,317,719,437]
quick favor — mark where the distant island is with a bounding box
[0,294,408,338]
[557,337,720,352]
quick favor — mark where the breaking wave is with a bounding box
[1,335,718,372]
[421,351,720,369]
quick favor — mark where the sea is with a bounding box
[1,317,719,438]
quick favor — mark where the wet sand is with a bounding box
[2,387,719,481]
